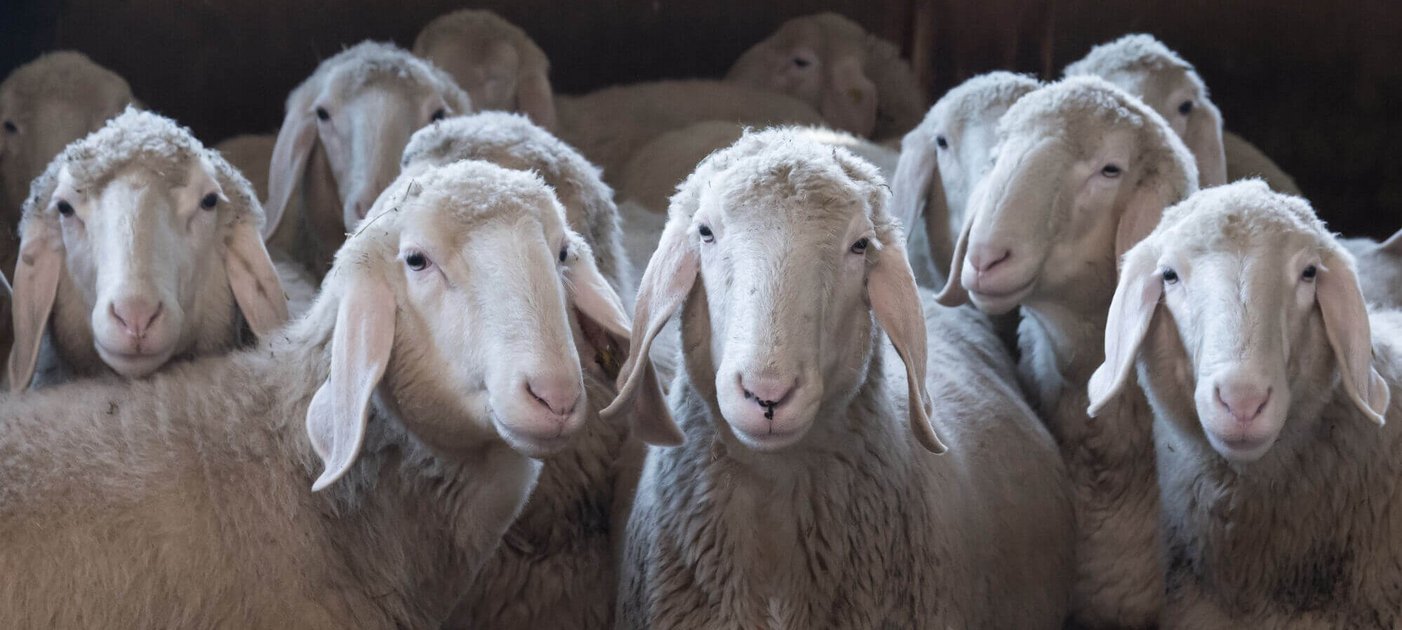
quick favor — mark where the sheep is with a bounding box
[603,128,1073,628]
[1086,180,1401,628]
[7,108,289,391]
[413,9,556,130]
[1343,229,1402,308]
[0,158,677,627]
[0,51,138,227]
[936,76,1200,628]
[396,112,639,629]
[1065,33,1303,195]
[214,133,320,318]
[554,80,827,183]
[399,111,631,296]
[891,71,1040,281]
[727,12,928,140]
[263,41,473,278]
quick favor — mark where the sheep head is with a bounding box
[1088,180,1390,463]
[1065,34,1227,188]
[413,10,556,130]
[8,109,287,390]
[938,77,1198,315]
[305,159,647,490]
[604,128,943,454]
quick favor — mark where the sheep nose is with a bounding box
[739,375,796,419]
[1216,382,1271,425]
[109,298,163,339]
[524,374,581,417]
[967,243,1013,274]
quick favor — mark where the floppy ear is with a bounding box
[7,214,63,393]
[516,68,557,131]
[265,87,319,241]
[821,57,878,138]
[598,217,694,446]
[870,221,945,453]
[562,234,631,370]
[890,125,948,263]
[306,271,396,491]
[934,198,973,307]
[1317,251,1390,425]
[1187,100,1228,188]
[1087,247,1163,416]
[226,219,291,337]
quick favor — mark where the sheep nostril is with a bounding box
[1216,383,1272,424]
[525,377,580,417]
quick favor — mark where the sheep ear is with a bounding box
[516,68,557,131]
[1187,101,1228,188]
[1317,252,1390,425]
[599,217,693,446]
[891,125,954,277]
[1381,229,1402,255]
[870,221,946,454]
[265,90,318,241]
[306,272,395,491]
[821,57,878,138]
[563,234,631,370]
[1087,248,1162,416]
[1116,177,1175,262]
[934,200,973,307]
[7,219,62,393]
[226,219,291,337]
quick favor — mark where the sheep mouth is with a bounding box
[1205,430,1277,463]
[967,278,1036,313]
[491,414,574,459]
[728,422,811,452]
[94,343,176,377]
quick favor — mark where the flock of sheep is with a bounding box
[0,8,1399,629]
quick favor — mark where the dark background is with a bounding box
[2,0,1398,239]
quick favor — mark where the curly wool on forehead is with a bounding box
[402,112,600,184]
[1064,34,1195,81]
[0,51,132,106]
[315,41,461,97]
[1154,180,1330,253]
[54,107,202,189]
[372,159,564,234]
[998,76,1148,140]
[926,71,1039,130]
[682,128,883,222]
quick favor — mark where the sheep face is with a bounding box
[605,130,944,454]
[1088,182,1390,463]
[0,53,133,222]
[47,158,229,376]
[307,159,638,489]
[938,78,1197,315]
[727,14,879,138]
[1065,35,1228,188]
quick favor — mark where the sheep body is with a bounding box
[1343,232,1402,308]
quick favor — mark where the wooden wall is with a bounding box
[2,0,1398,238]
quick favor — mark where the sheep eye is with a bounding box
[558,245,568,263]
[431,108,447,122]
[850,238,870,254]
[1101,164,1123,178]
[792,57,812,68]
[1302,264,1317,281]
[1162,268,1179,284]
[935,135,949,150]
[199,193,219,210]
[698,224,714,243]
[1178,100,1194,115]
[405,252,429,271]
[2,120,16,133]
[56,200,75,216]
[315,107,330,121]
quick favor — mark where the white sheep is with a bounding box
[937,76,1200,628]
[400,111,631,295]
[0,158,676,627]
[7,109,289,391]
[1343,229,1402,308]
[263,41,473,277]
[891,71,1040,281]
[727,12,928,140]
[397,112,639,629]
[604,128,1073,628]
[1087,180,1400,628]
[413,9,556,130]
[0,51,138,225]
[1065,33,1303,195]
